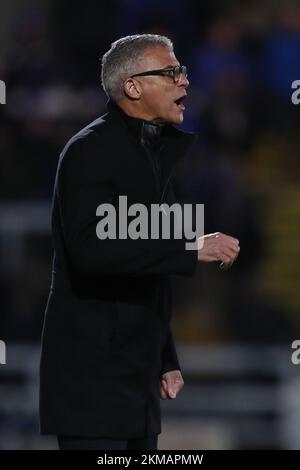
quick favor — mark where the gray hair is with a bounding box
[101,34,173,102]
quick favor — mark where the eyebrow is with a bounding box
[162,64,179,69]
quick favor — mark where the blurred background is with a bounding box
[1,0,300,450]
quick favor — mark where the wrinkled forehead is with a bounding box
[141,46,180,70]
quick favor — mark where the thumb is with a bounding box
[165,377,176,399]
[162,379,168,392]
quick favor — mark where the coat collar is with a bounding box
[104,100,197,201]
[105,99,197,165]
[106,100,164,144]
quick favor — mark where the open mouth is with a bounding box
[174,95,186,111]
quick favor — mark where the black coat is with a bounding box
[39,101,197,438]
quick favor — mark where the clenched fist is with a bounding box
[197,232,240,269]
[160,370,184,400]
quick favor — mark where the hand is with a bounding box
[197,232,240,270]
[160,370,184,400]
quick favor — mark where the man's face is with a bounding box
[131,46,189,125]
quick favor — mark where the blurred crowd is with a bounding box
[1,0,300,343]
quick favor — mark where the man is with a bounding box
[40,34,240,450]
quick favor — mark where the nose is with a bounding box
[178,73,189,88]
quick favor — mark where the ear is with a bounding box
[123,78,141,100]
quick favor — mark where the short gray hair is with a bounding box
[101,34,173,102]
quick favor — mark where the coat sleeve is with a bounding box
[57,131,198,277]
[160,278,181,375]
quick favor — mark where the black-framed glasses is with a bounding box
[130,65,188,84]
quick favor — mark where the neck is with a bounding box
[117,99,164,124]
